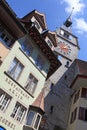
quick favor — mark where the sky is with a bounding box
[6,0,87,61]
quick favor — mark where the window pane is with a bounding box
[34,21,40,30]
[70,108,77,123]
[81,88,87,98]
[13,63,23,80]
[47,40,52,48]
[8,58,18,74]
[0,30,12,47]
[35,55,44,70]
[11,102,26,122]
[25,74,38,95]
[78,107,85,120]
[27,111,36,126]
[73,90,80,103]
[21,42,33,56]
[34,115,41,129]
[8,58,24,80]
[0,89,11,111]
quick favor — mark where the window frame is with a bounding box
[21,41,33,57]
[73,90,80,104]
[34,20,41,30]
[0,29,12,47]
[47,39,53,48]
[70,107,77,124]
[35,55,45,70]
[27,110,42,130]
[11,102,26,123]
[7,57,24,81]
[0,89,11,112]
[81,88,87,98]
[25,73,38,95]
[60,29,72,40]
[78,107,87,121]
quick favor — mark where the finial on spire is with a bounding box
[64,7,74,27]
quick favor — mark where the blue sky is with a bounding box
[6,0,87,61]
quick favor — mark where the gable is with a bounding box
[22,10,47,30]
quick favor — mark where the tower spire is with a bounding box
[64,7,74,27]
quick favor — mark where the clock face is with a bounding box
[58,40,71,55]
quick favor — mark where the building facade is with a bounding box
[1,1,87,130]
[68,60,87,130]
[0,1,61,130]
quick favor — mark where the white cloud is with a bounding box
[62,0,85,16]
[75,18,87,34]
[60,0,87,34]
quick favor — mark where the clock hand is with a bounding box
[63,45,68,49]
[61,45,67,49]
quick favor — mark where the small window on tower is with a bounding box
[60,30,64,35]
[65,61,70,68]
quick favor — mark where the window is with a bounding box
[11,102,26,122]
[63,33,69,39]
[50,83,54,90]
[21,42,33,56]
[60,30,64,35]
[0,89,11,111]
[27,111,41,130]
[0,126,6,130]
[47,39,53,48]
[78,107,87,121]
[34,114,41,129]
[58,55,62,61]
[65,61,69,68]
[81,88,87,98]
[0,30,12,47]
[25,73,38,95]
[35,55,44,70]
[34,20,40,30]
[50,105,54,114]
[70,108,77,124]
[7,58,24,80]
[27,111,36,126]
[73,90,80,103]
[60,30,72,40]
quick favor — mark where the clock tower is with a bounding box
[49,14,80,84]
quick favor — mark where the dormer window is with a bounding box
[47,39,53,48]
[34,20,40,30]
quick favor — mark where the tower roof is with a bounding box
[64,7,74,28]
[32,88,45,112]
